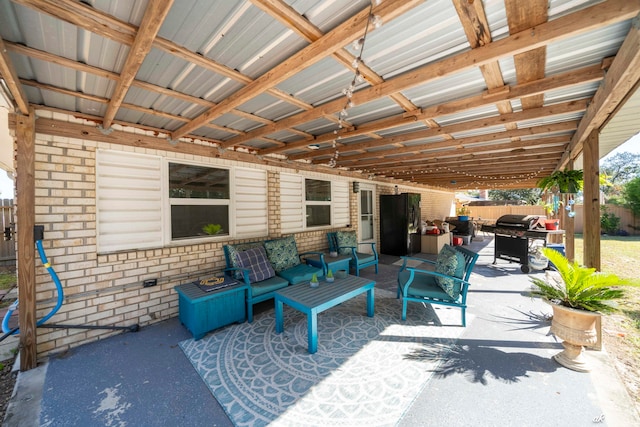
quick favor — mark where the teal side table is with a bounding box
[174,281,248,340]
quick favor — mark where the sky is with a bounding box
[0,170,12,200]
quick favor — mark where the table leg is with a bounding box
[275,298,284,334]
[308,309,318,354]
[366,288,374,317]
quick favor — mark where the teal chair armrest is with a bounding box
[398,255,436,271]
[400,267,469,294]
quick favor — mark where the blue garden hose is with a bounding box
[1,240,64,335]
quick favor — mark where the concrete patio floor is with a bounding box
[3,236,639,426]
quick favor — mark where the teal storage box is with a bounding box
[174,281,248,340]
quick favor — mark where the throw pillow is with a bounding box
[264,235,300,273]
[226,242,264,279]
[335,231,357,256]
[434,245,466,299]
[235,246,275,284]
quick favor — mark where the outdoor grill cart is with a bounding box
[481,214,564,273]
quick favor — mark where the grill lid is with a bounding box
[496,214,545,229]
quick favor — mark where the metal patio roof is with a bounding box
[1,0,639,190]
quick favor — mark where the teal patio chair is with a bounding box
[397,244,478,326]
[327,231,378,276]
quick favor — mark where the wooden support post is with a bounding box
[15,109,38,371]
[583,129,600,270]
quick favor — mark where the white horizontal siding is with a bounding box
[332,180,349,227]
[280,173,304,233]
[96,150,163,252]
[234,168,268,238]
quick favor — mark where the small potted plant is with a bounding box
[310,273,319,288]
[456,206,471,221]
[530,248,638,372]
[326,269,334,283]
[202,223,222,235]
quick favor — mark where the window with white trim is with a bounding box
[168,162,230,240]
[280,174,349,233]
[305,178,331,227]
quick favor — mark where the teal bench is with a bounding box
[397,244,478,326]
[223,235,325,322]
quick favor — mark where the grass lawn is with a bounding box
[574,234,640,407]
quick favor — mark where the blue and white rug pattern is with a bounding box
[180,290,470,427]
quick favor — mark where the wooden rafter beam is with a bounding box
[172,0,424,140]
[251,0,420,115]
[0,36,30,114]
[225,0,639,148]
[288,99,588,161]
[319,121,578,166]
[11,0,312,124]
[260,63,603,156]
[5,41,277,135]
[101,0,173,130]
[346,135,571,169]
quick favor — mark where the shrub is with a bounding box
[600,206,621,235]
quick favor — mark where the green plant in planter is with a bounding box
[202,223,222,235]
[537,169,584,194]
[311,273,318,283]
[456,206,471,216]
[530,248,637,313]
[530,248,638,371]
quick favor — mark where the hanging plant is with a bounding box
[537,169,583,194]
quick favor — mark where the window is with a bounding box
[305,178,331,227]
[169,162,230,240]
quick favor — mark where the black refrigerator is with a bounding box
[380,193,421,256]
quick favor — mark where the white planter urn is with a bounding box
[549,302,601,372]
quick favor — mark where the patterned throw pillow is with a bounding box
[335,231,357,256]
[264,235,300,273]
[226,242,264,279]
[434,245,466,299]
[235,246,275,284]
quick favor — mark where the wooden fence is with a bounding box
[0,199,15,266]
[466,204,639,235]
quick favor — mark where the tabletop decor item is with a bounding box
[310,273,319,288]
[326,269,334,283]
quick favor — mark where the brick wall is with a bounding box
[27,112,454,356]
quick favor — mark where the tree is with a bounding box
[488,189,542,205]
[623,177,640,216]
[600,152,640,202]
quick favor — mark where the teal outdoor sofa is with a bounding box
[397,244,478,326]
[327,231,378,276]
[223,235,325,322]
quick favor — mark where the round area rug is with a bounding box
[180,290,469,427]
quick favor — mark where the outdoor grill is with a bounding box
[481,214,555,273]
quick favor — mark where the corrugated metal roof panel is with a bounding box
[340,97,405,126]
[402,68,487,110]
[277,57,354,106]
[302,0,371,33]
[236,93,302,122]
[544,82,600,105]
[354,1,468,79]
[546,21,631,75]
[435,105,501,127]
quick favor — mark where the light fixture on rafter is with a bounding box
[328,1,383,168]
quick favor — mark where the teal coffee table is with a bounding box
[274,275,375,354]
